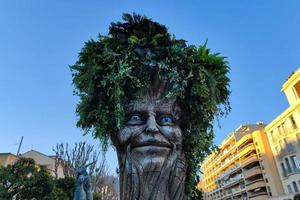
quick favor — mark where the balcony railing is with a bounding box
[232,186,246,195]
[220,154,238,168]
[239,143,256,157]
[218,164,241,180]
[241,154,259,168]
[243,166,262,179]
[248,191,268,198]
[245,178,265,191]
[220,174,244,188]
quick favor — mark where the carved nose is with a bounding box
[146,115,159,134]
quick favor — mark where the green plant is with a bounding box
[54,177,75,199]
[93,193,102,200]
[0,158,56,200]
[71,13,230,196]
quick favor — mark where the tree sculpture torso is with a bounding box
[117,96,186,200]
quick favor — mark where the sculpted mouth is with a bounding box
[131,141,172,149]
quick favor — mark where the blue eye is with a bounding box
[159,116,174,125]
[126,114,143,125]
[129,114,142,121]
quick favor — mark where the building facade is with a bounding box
[22,149,65,178]
[0,150,64,178]
[0,153,17,167]
[198,124,284,200]
[265,68,300,199]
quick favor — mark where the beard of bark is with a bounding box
[118,145,186,200]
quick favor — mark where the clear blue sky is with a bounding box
[1,1,299,173]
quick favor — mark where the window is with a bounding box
[282,122,286,133]
[275,146,280,155]
[278,126,282,135]
[288,185,293,194]
[285,139,295,152]
[297,133,300,145]
[270,131,275,142]
[283,138,288,146]
[265,178,269,183]
[291,156,300,170]
[267,186,272,196]
[293,181,299,193]
[294,80,300,99]
[285,158,292,173]
[290,115,298,129]
[279,140,285,149]
[281,162,287,177]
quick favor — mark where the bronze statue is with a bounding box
[74,163,94,200]
[71,13,230,199]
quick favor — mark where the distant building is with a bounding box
[198,123,284,200]
[97,175,119,200]
[199,68,300,200]
[265,68,300,199]
[21,149,64,178]
[0,149,64,178]
[0,153,17,167]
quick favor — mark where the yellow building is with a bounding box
[265,68,300,199]
[0,153,17,167]
[199,123,284,200]
[0,150,65,179]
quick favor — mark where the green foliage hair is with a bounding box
[70,13,230,197]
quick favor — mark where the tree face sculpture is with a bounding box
[71,13,230,199]
[118,92,186,199]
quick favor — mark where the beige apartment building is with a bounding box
[22,149,65,178]
[0,149,64,178]
[265,68,300,199]
[0,153,17,167]
[198,123,284,200]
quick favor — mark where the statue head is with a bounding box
[71,13,230,197]
[117,80,183,157]
[115,81,188,199]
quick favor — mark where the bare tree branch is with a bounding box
[52,141,117,199]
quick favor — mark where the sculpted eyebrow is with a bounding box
[125,110,148,117]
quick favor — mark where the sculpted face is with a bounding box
[116,96,186,200]
[117,97,183,158]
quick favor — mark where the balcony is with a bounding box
[241,154,259,168]
[237,134,253,148]
[232,186,246,196]
[243,166,262,179]
[245,179,266,191]
[239,143,256,158]
[220,154,238,171]
[222,190,233,199]
[221,174,244,188]
[248,191,268,199]
[220,144,236,157]
[218,164,241,180]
